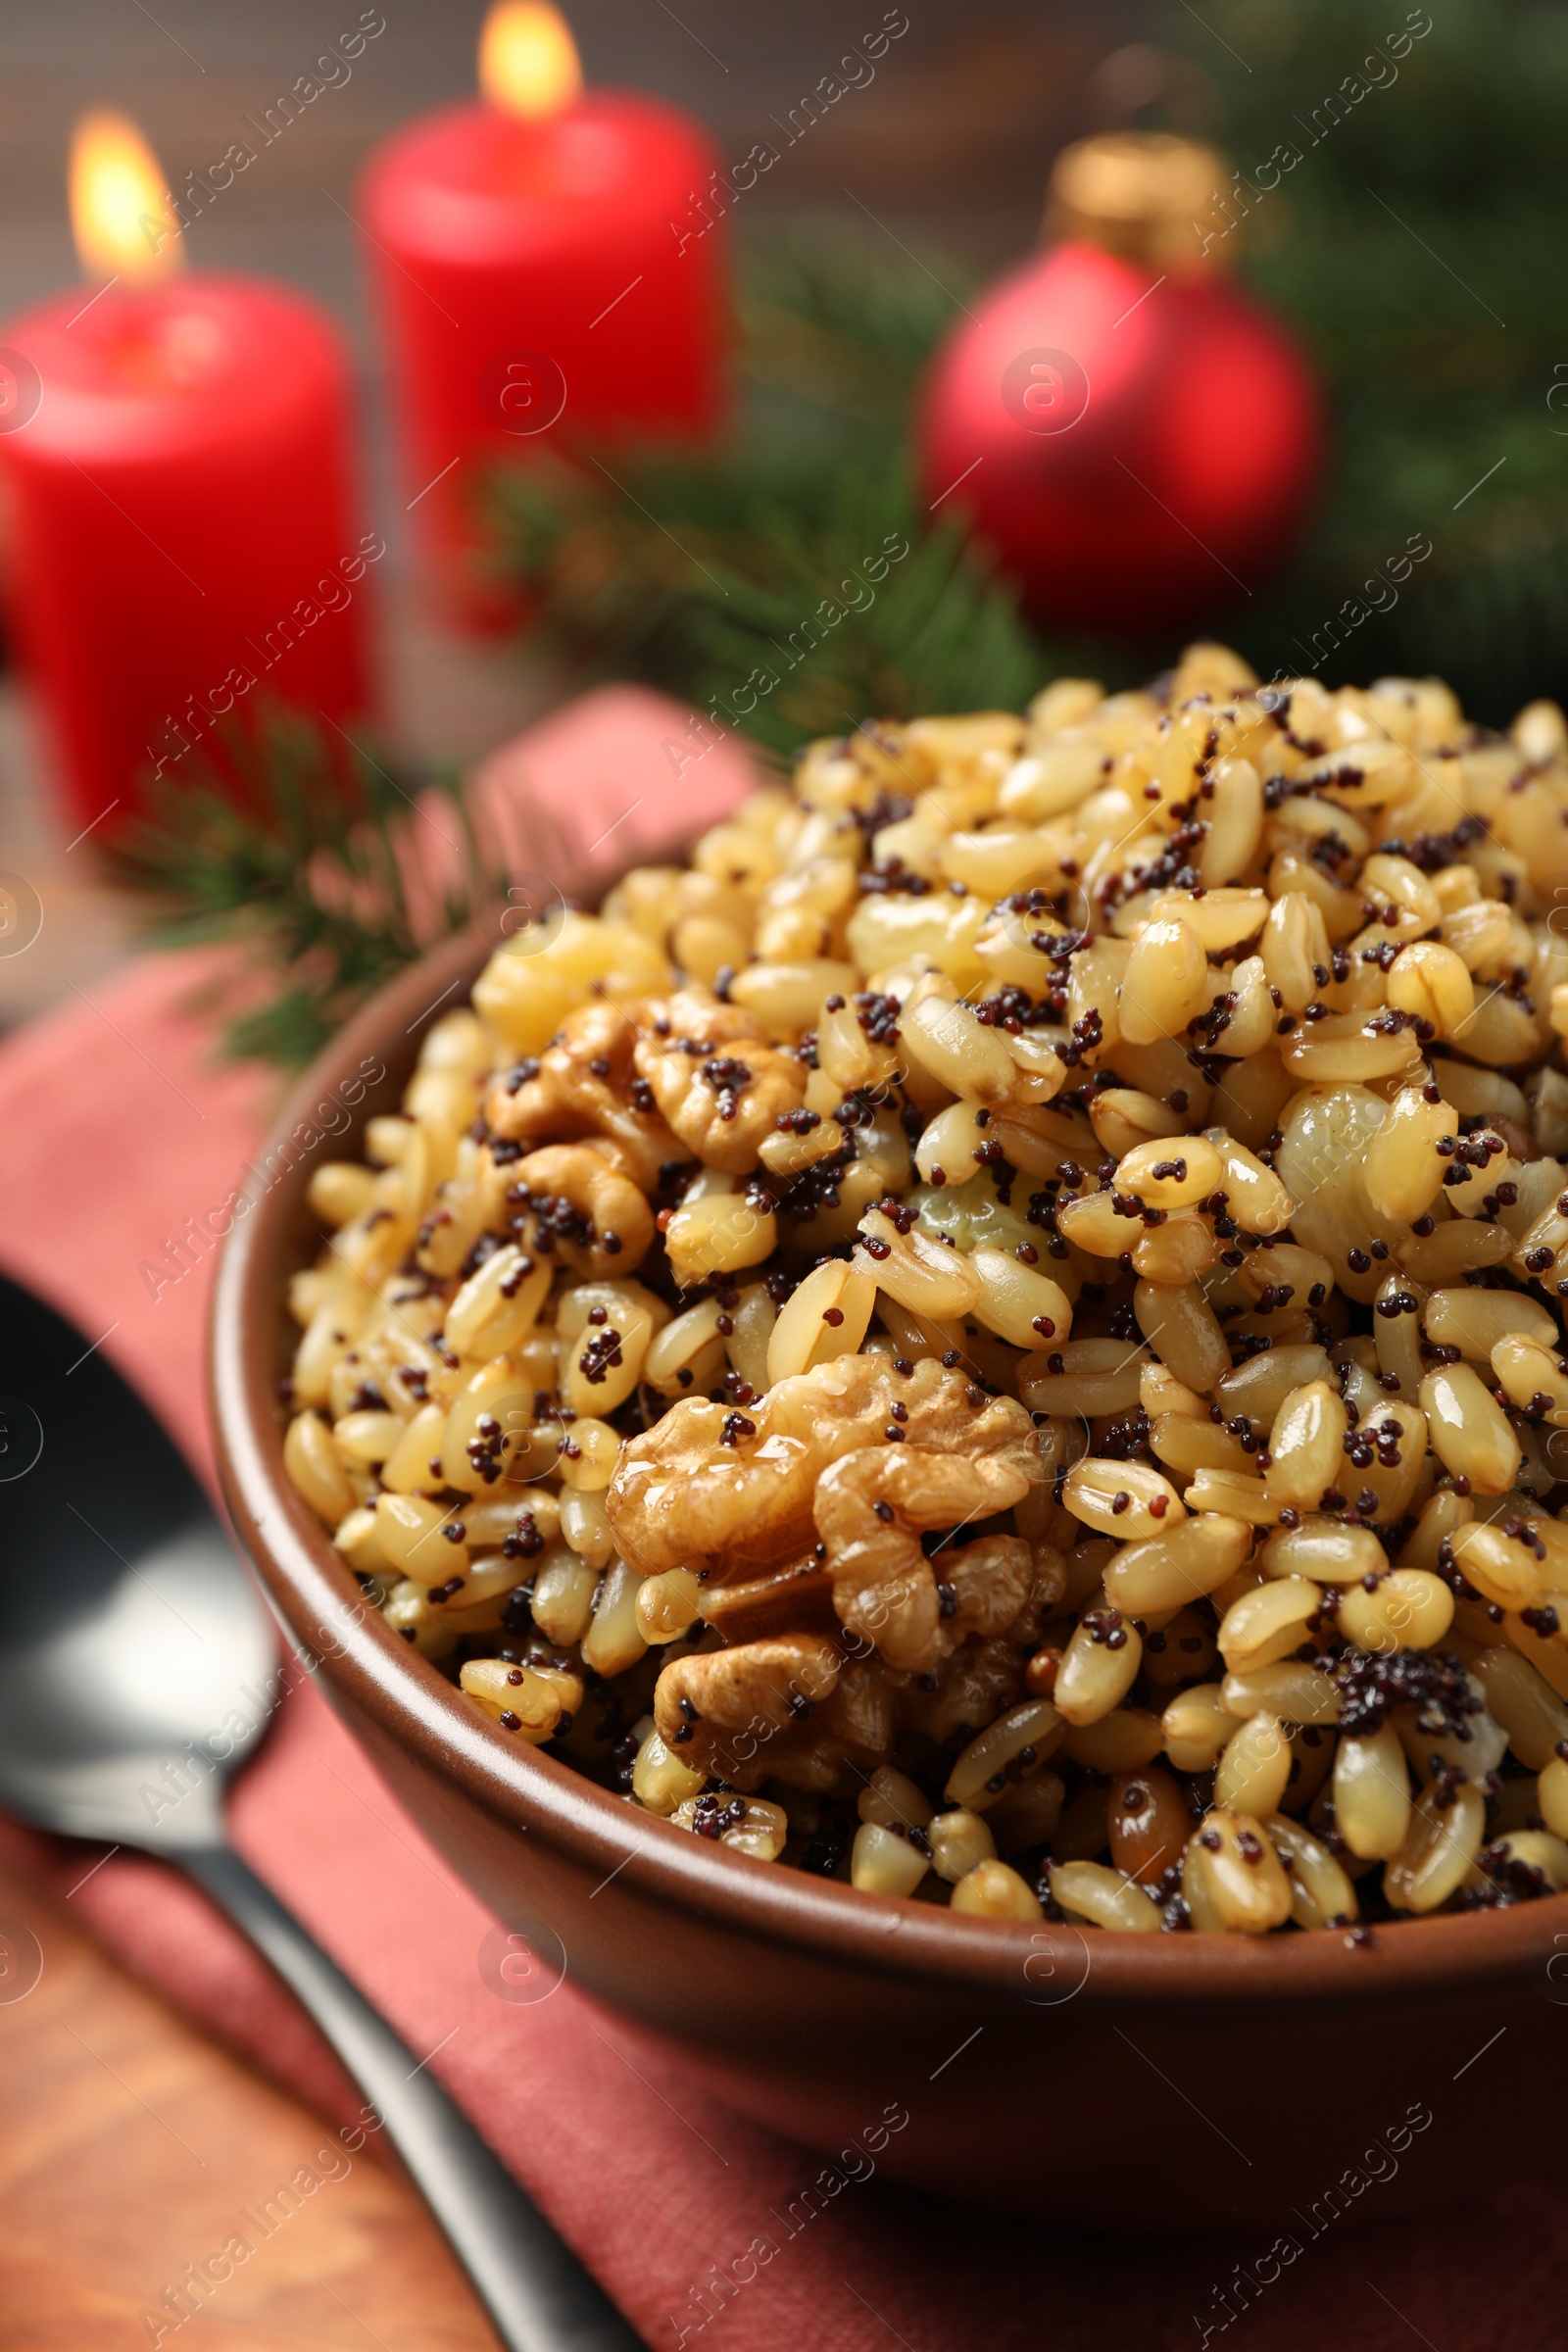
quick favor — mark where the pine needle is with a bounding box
[483,229,1082,750]
[111,709,497,1068]
[1161,0,1568,718]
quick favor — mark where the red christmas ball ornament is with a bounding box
[916,134,1322,638]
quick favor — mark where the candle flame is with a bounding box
[70,110,182,285]
[479,1,582,120]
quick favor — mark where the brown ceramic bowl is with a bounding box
[211,926,1568,2229]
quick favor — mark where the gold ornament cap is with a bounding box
[1045,132,1229,275]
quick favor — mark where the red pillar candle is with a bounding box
[359,0,725,621]
[0,113,373,837]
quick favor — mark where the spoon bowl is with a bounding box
[0,1274,272,1847]
[0,1268,640,2352]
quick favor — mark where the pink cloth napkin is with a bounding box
[1,685,1562,2352]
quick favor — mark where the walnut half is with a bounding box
[608,1354,1040,1586]
[653,1635,897,1793]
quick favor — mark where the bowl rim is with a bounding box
[209,922,1568,2009]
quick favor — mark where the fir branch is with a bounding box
[492,25,1568,726]
[111,709,498,1068]
[485,232,1072,755]
[493,459,1051,758]
[1158,0,1568,717]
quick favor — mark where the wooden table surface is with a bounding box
[0,1847,501,2352]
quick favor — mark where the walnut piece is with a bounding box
[653,1635,897,1792]
[607,1355,1039,1585]
[506,1143,656,1277]
[658,986,770,1051]
[653,1526,1066,1789]
[814,1451,1035,1672]
[696,1556,839,1643]
[487,999,686,1190]
[634,1035,807,1174]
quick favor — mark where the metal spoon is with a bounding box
[0,1269,641,2352]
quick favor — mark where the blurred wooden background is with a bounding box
[0,0,1147,1032]
[0,1,1139,310]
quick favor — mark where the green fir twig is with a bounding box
[1159,0,1568,717]
[111,708,497,1068]
[483,231,1076,752]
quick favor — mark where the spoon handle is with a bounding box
[183,1843,644,2352]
